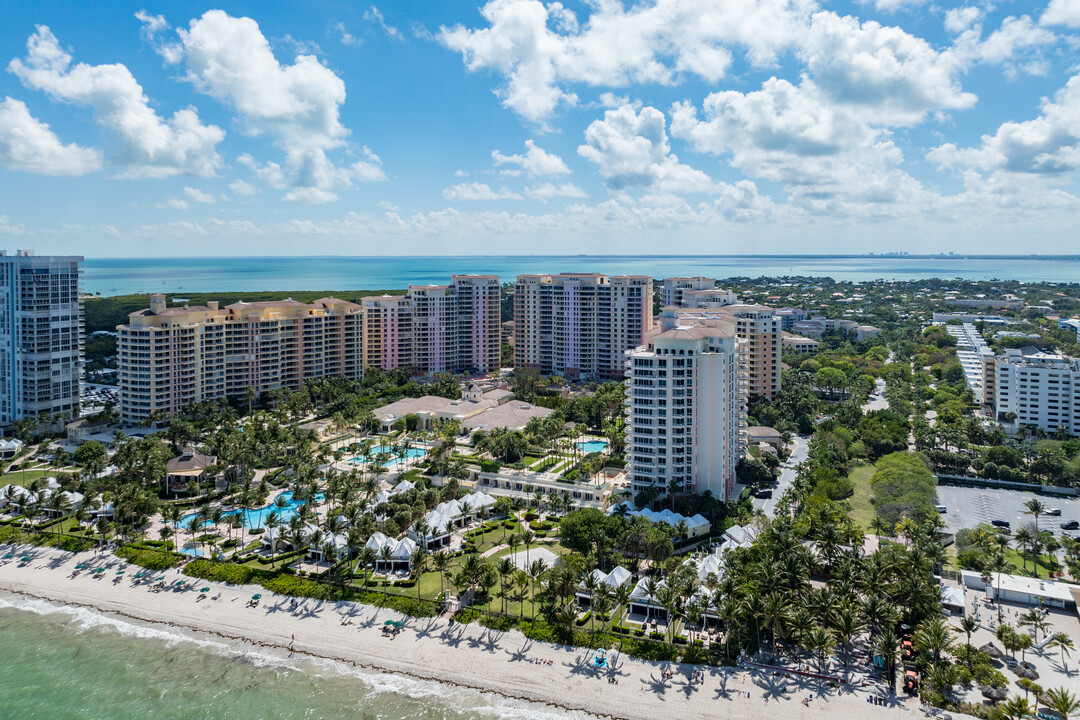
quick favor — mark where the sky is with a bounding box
[1,0,1079,257]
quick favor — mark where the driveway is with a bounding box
[753,434,809,517]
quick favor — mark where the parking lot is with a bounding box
[936,484,1080,538]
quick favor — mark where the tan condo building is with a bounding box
[361,275,501,377]
[513,273,652,380]
[678,304,781,400]
[118,295,362,423]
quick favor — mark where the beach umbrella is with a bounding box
[156,576,166,582]
[384,620,394,626]
[393,621,404,628]
[3,553,13,559]
[200,587,210,593]
[251,594,261,600]
[116,570,125,575]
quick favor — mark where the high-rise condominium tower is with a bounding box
[361,275,501,376]
[513,273,652,380]
[625,309,746,502]
[0,251,83,425]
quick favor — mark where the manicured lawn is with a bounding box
[1,468,63,486]
[846,465,875,530]
[1003,548,1059,579]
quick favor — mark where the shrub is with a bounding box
[576,611,591,626]
[116,545,179,571]
[480,615,518,632]
[184,559,256,585]
[454,607,481,624]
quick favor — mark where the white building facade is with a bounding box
[625,310,745,502]
[0,251,83,425]
[991,348,1080,435]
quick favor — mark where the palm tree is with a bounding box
[1014,527,1035,572]
[1044,688,1080,720]
[960,614,978,648]
[1000,695,1033,720]
[412,548,429,602]
[832,603,866,674]
[496,557,515,614]
[759,593,791,663]
[1024,498,1046,539]
[527,558,547,620]
[264,510,281,567]
[432,551,451,601]
[913,616,954,666]
[1048,632,1074,669]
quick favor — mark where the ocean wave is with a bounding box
[0,592,593,719]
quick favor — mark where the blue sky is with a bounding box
[1,0,1079,257]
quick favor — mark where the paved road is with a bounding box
[753,434,809,517]
[861,379,889,413]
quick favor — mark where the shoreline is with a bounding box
[0,543,932,720]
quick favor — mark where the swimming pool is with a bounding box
[178,546,203,557]
[348,444,427,467]
[577,440,609,454]
[176,491,324,531]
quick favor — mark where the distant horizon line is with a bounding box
[81,253,1080,261]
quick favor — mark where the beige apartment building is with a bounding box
[678,304,781,399]
[661,277,715,308]
[514,273,652,380]
[361,275,500,376]
[118,294,362,423]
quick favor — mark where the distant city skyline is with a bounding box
[1,1,1079,256]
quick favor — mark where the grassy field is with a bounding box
[846,464,876,529]
[1,468,65,487]
[1003,548,1059,579]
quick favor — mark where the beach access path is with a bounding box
[0,543,952,720]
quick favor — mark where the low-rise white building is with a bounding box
[960,569,1075,609]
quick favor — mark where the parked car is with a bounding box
[753,489,773,499]
[1061,520,1079,530]
[1047,508,1062,516]
[991,519,1011,528]
[935,505,947,514]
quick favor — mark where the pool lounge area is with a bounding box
[577,439,609,454]
[347,444,427,467]
[176,490,324,531]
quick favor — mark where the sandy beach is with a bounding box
[0,543,937,720]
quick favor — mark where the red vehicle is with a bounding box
[902,639,914,661]
[903,671,919,694]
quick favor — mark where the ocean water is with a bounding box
[0,592,592,720]
[82,255,1080,296]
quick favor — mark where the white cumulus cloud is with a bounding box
[228,179,257,195]
[492,140,571,176]
[9,25,224,178]
[174,11,385,200]
[927,73,1080,176]
[440,0,814,123]
[525,182,588,202]
[1041,0,1080,28]
[578,105,718,195]
[0,97,101,175]
[183,186,215,203]
[443,182,523,200]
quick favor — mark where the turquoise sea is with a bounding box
[82,255,1080,296]
[0,592,591,720]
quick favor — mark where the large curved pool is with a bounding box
[176,491,324,530]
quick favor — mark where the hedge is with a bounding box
[116,545,180,571]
